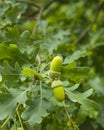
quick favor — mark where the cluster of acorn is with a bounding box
[49,56,65,102]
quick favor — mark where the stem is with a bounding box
[37,54,41,65]
[32,6,44,35]
[31,0,55,35]
[73,25,91,45]
[43,0,56,11]
[16,104,24,130]
[28,0,55,18]
[65,108,80,130]
[0,116,10,129]
[39,81,43,103]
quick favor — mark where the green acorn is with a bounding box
[51,80,65,102]
[50,56,63,72]
[49,56,63,79]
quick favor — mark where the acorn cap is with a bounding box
[51,80,63,88]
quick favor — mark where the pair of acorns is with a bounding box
[49,56,65,102]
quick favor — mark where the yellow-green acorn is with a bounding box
[50,56,63,72]
[51,80,65,102]
[49,56,63,79]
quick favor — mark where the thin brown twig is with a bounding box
[43,0,56,11]
[65,108,80,130]
[32,6,44,35]
[29,0,56,18]
[31,0,56,35]
[73,25,91,45]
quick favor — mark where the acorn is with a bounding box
[51,80,65,102]
[49,56,63,79]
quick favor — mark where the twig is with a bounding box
[32,6,44,35]
[39,81,43,104]
[16,104,24,130]
[0,116,10,129]
[73,25,91,45]
[29,0,56,19]
[65,108,80,130]
[37,54,41,65]
[31,0,56,35]
[43,0,56,11]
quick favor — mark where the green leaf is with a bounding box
[66,84,80,91]
[0,88,27,120]
[62,66,90,82]
[0,42,20,60]
[65,88,98,119]
[38,20,48,36]
[6,26,19,39]
[0,2,10,17]
[65,88,93,103]
[22,68,37,77]
[64,50,87,64]
[6,5,20,23]
[44,30,70,53]
[0,60,21,88]
[22,68,43,80]
[14,62,21,73]
[62,61,77,70]
[22,96,50,125]
[20,30,31,40]
[19,30,39,56]
[90,29,104,47]
[89,77,104,94]
[96,96,104,128]
[0,44,11,60]
[77,99,98,122]
[80,88,93,98]
[49,97,68,108]
[81,99,98,119]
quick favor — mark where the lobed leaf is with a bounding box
[0,88,27,120]
[22,96,50,125]
[62,66,90,82]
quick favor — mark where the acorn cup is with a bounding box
[51,80,65,102]
[49,56,63,80]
